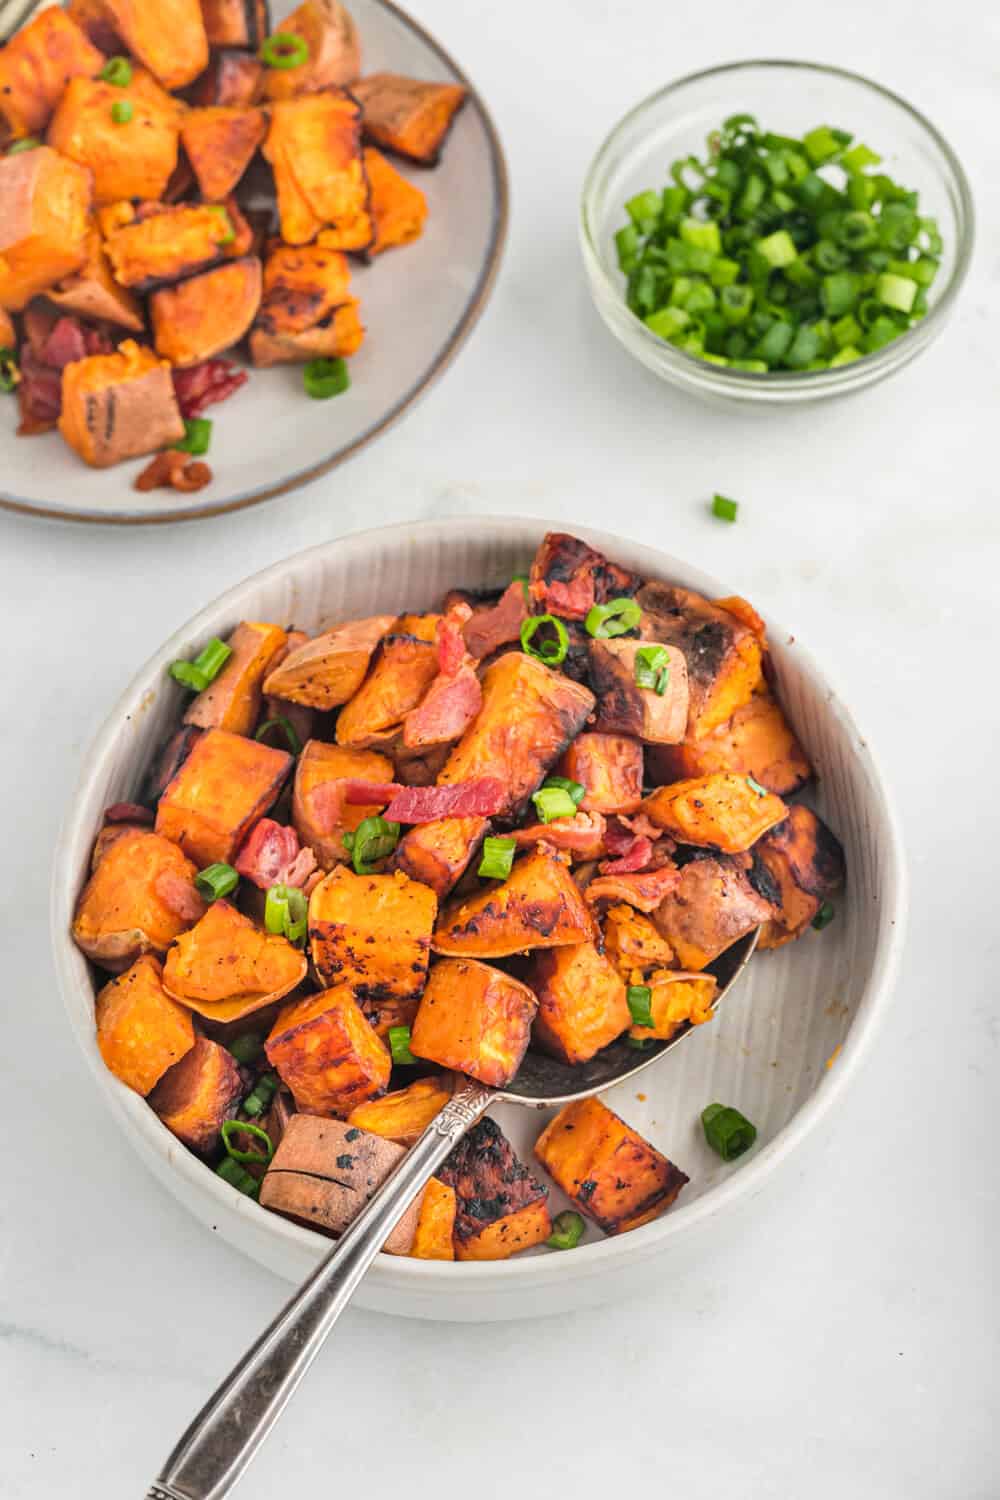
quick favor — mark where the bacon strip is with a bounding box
[402,663,481,749]
[463,580,528,660]
[153,870,206,922]
[384,777,506,823]
[585,862,679,913]
[234,818,317,890]
[343,780,404,805]
[599,836,653,875]
[512,810,606,858]
[103,801,155,826]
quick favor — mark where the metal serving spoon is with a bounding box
[146,929,758,1500]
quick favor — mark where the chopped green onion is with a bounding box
[757,229,798,268]
[260,31,310,67]
[264,882,308,944]
[255,716,302,755]
[702,1102,757,1160]
[388,1025,417,1065]
[195,862,239,901]
[679,216,721,254]
[99,56,132,86]
[478,835,517,881]
[520,613,569,666]
[206,204,236,246]
[111,99,133,124]
[746,775,768,797]
[840,142,880,173]
[221,1119,274,1165]
[584,597,641,639]
[876,272,918,314]
[627,984,654,1027]
[546,1210,585,1250]
[634,644,669,693]
[215,1156,260,1197]
[243,1072,279,1117]
[0,347,19,393]
[812,900,835,930]
[802,125,845,164]
[169,636,232,692]
[228,1032,264,1066]
[349,815,400,874]
[531,786,578,824]
[6,136,40,155]
[625,1036,657,1050]
[172,417,212,455]
[541,775,585,806]
[303,355,350,399]
[712,493,739,523]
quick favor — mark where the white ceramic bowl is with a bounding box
[52,518,906,1321]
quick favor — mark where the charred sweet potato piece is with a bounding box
[439,1117,551,1260]
[590,638,689,744]
[528,530,642,622]
[183,621,287,737]
[647,693,812,797]
[149,1036,243,1154]
[360,996,419,1046]
[48,225,143,331]
[410,958,537,1088]
[756,804,845,949]
[637,582,765,739]
[163,899,306,1021]
[365,146,427,254]
[264,91,371,249]
[410,1177,456,1260]
[559,732,643,815]
[102,0,208,88]
[189,47,263,107]
[642,772,786,853]
[628,971,717,1042]
[95,953,197,1093]
[335,633,438,749]
[652,853,775,971]
[201,0,269,49]
[259,1114,417,1252]
[352,72,466,166]
[73,828,205,971]
[250,296,363,365]
[155,726,291,866]
[0,147,91,311]
[145,723,203,804]
[252,238,354,340]
[0,9,103,139]
[59,339,185,467]
[292,739,394,869]
[347,1073,453,1145]
[601,902,675,982]
[64,0,121,53]
[391,815,486,900]
[525,942,630,1064]
[265,985,391,1115]
[432,849,594,959]
[181,105,267,201]
[263,615,396,709]
[535,1098,688,1235]
[104,201,246,289]
[262,0,359,99]
[0,308,14,352]
[150,255,262,367]
[48,72,185,203]
[308,864,437,1002]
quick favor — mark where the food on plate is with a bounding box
[180,106,268,201]
[150,255,263,365]
[201,0,269,52]
[365,146,427,254]
[615,112,943,372]
[701,1101,757,1160]
[0,147,92,310]
[352,72,466,165]
[0,9,103,138]
[59,338,185,465]
[261,0,360,99]
[72,531,844,1261]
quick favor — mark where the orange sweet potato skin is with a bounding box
[103,0,208,89]
[347,1074,453,1145]
[263,615,397,709]
[95,953,197,1094]
[641,772,787,853]
[72,828,205,971]
[59,339,186,467]
[647,693,812,797]
[365,146,427,254]
[410,1178,456,1260]
[292,739,395,868]
[652,854,775,971]
[757,804,845,949]
[535,1097,688,1235]
[0,10,103,138]
[638,582,765,738]
[162,899,307,1021]
[526,942,630,1064]
[183,621,288,737]
[308,864,437,1003]
[264,91,371,249]
[47,72,185,203]
[48,225,144,331]
[148,1036,243,1154]
[0,147,91,311]
[150,255,262,367]
[155,726,291,867]
[353,73,467,165]
[335,633,438,749]
[410,957,537,1088]
[438,1117,551,1261]
[559,733,643,815]
[432,849,595,959]
[266,986,391,1115]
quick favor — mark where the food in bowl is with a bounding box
[0,0,466,492]
[70,530,845,1261]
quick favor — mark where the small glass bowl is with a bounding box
[580,60,974,403]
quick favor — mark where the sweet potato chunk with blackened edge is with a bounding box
[647,693,811,797]
[308,864,437,1003]
[263,615,396,709]
[0,148,91,311]
[151,255,262,367]
[292,739,394,869]
[336,633,438,749]
[535,1097,688,1235]
[262,0,360,99]
[190,48,263,108]
[352,72,467,166]
[181,106,268,201]
[48,72,185,204]
[601,902,675,982]
[95,953,196,1094]
[627,971,717,1041]
[104,201,246,289]
[250,239,358,363]
[365,146,427,254]
[183,621,288,737]
[73,828,205,971]
[642,771,786,853]
[756,804,845,949]
[439,1117,551,1261]
[59,339,185,467]
[590,638,689,745]
[200,0,269,50]
[259,1115,417,1252]
[391,815,486,899]
[652,853,775,971]
[149,1036,243,1155]
[347,1073,454,1145]
[264,91,371,249]
[528,530,642,622]
[265,985,391,1115]
[410,1178,456,1260]
[637,582,764,739]
[155,726,291,867]
[559,732,643,815]
[163,899,307,1022]
[48,225,144,331]
[0,9,103,139]
[432,848,594,959]
[102,0,208,89]
[526,942,630,1064]
[410,958,537,1088]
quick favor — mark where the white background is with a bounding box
[3,0,999,1495]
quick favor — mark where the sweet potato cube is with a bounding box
[150,255,262,367]
[601,903,676,982]
[264,91,371,249]
[103,202,241,289]
[348,1073,454,1145]
[360,996,419,1045]
[47,72,185,203]
[155,726,291,867]
[148,1036,243,1155]
[200,0,268,50]
[59,339,186,467]
[642,772,787,853]
[102,0,208,89]
[95,953,196,1095]
[653,854,775,971]
[0,147,91,311]
[263,615,397,709]
[528,531,642,622]
[756,805,845,949]
[335,632,439,749]
[259,1115,417,1252]
[438,1117,551,1261]
[410,1178,456,1260]
[48,224,144,331]
[559,732,643,815]
[265,984,391,1115]
[627,971,717,1041]
[181,105,267,201]
[163,899,307,1022]
[0,9,103,138]
[353,72,467,165]
[432,848,594,959]
[292,739,395,869]
[647,693,812,797]
[410,957,537,1088]
[525,942,629,1064]
[637,582,765,739]
[183,621,288,737]
[189,48,263,108]
[73,828,205,972]
[261,0,360,99]
[391,815,486,899]
[308,864,437,1002]
[249,238,364,367]
[590,638,689,745]
[535,1097,688,1235]
[365,146,427,254]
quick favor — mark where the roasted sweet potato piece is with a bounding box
[590,638,690,744]
[181,105,268,201]
[66,0,123,55]
[642,772,786,853]
[525,942,630,1064]
[163,899,306,1021]
[647,693,812,797]
[259,1114,417,1252]
[439,1117,551,1260]
[104,201,245,289]
[347,1073,453,1145]
[264,90,371,249]
[183,621,287,737]
[190,47,263,107]
[0,147,90,311]
[292,739,394,869]
[627,970,717,1041]
[432,849,594,959]
[410,958,537,1088]
[265,984,390,1115]
[102,0,208,88]
[308,864,437,1002]
[262,0,359,99]
[391,815,487,900]
[59,339,185,467]
[150,255,262,367]
[352,72,466,166]
[535,1098,688,1235]
[652,853,775,971]
[0,9,102,139]
[637,582,765,739]
[145,723,203,803]
[250,296,363,365]
[73,828,205,971]
[335,633,438,749]
[48,72,185,203]
[360,996,419,1045]
[756,804,845,949]
[248,234,364,361]
[201,0,269,49]
[263,615,396,709]
[48,225,143,331]
[601,902,675,982]
[365,146,427,254]
[0,308,14,349]
[559,732,643,815]
[149,1036,243,1154]
[155,726,291,866]
[528,530,642,622]
[410,1177,456,1260]
[95,953,197,1093]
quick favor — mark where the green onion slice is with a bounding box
[626,1036,657,1050]
[531,786,578,824]
[520,613,569,666]
[745,775,768,797]
[215,1156,260,1197]
[99,56,132,86]
[303,355,350,399]
[172,417,212,455]
[206,205,236,246]
[546,1210,585,1251]
[350,815,401,875]
[195,862,239,902]
[584,597,641,639]
[169,636,232,693]
[388,1025,417,1066]
[478,836,516,881]
[260,31,309,67]
[264,882,308,944]
[228,1032,264,1066]
[111,99,133,124]
[701,1102,757,1161]
[0,347,19,393]
[634,644,669,694]
[812,900,835,930]
[255,716,302,756]
[243,1072,279,1118]
[541,775,585,806]
[5,136,40,155]
[626,984,654,1027]
[712,493,739,522]
[221,1119,274,1165]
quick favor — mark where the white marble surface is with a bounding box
[3,0,998,1494]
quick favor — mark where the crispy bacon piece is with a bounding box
[402,663,480,750]
[342,779,403,806]
[585,861,680,913]
[599,836,653,875]
[134,451,213,493]
[436,600,471,675]
[462,580,528,660]
[385,779,506,823]
[529,531,642,622]
[153,869,207,922]
[16,314,113,433]
[171,357,248,419]
[104,801,155,826]
[512,810,606,859]
[618,811,663,843]
[234,817,317,890]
